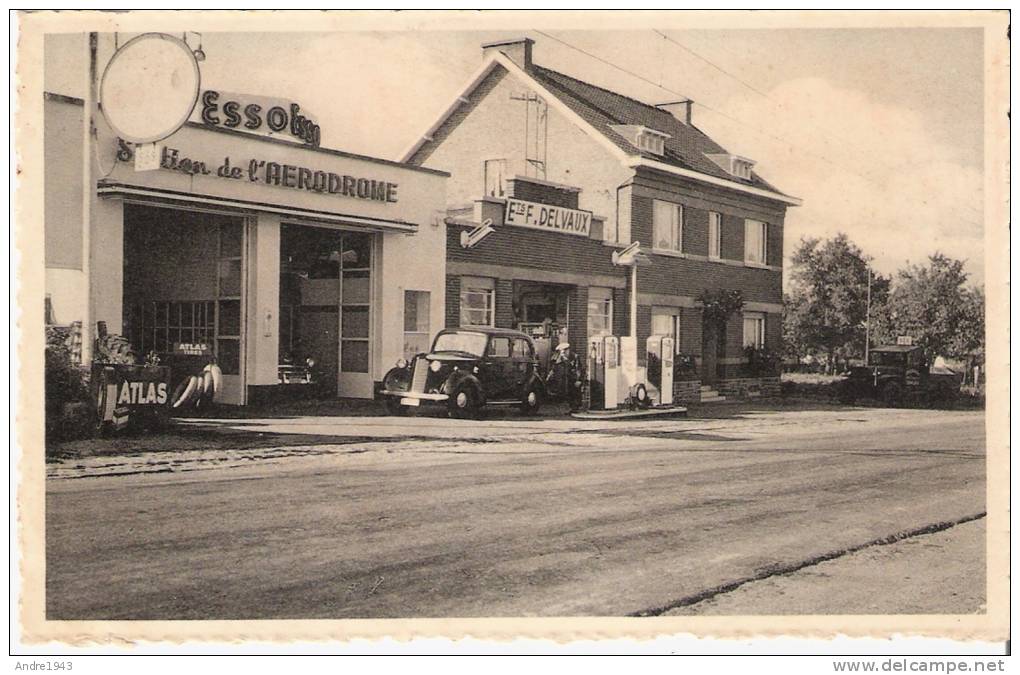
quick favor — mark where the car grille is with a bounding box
[410,358,429,394]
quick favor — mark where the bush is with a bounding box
[674,353,699,381]
[743,346,781,377]
[45,327,95,443]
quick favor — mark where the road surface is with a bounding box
[46,407,985,618]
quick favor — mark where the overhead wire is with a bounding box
[532,29,983,228]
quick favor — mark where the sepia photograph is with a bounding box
[12,8,1010,655]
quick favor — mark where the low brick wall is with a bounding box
[715,376,781,400]
[673,379,702,404]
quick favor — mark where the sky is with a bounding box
[44,24,987,286]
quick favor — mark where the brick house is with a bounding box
[401,38,800,401]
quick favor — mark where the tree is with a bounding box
[872,254,984,362]
[785,234,890,373]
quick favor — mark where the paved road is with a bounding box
[46,407,985,619]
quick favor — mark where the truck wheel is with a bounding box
[881,381,903,407]
[448,385,480,419]
[520,384,542,416]
[384,397,407,416]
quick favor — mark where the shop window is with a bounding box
[653,200,683,252]
[460,276,495,327]
[651,306,681,354]
[743,312,766,349]
[484,159,507,198]
[708,211,722,259]
[130,300,215,355]
[219,222,244,257]
[403,290,431,359]
[587,287,613,337]
[744,219,768,265]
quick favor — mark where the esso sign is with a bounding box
[197,90,321,147]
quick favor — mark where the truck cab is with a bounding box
[841,345,959,406]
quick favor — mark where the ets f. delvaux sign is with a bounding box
[504,198,592,237]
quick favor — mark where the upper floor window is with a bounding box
[653,200,683,252]
[744,219,767,265]
[483,159,507,198]
[705,153,756,180]
[460,276,495,327]
[708,211,722,259]
[609,124,670,157]
[743,312,766,349]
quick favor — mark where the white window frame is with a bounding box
[708,211,722,260]
[653,200,683,253]
[743,312,766,349]
[587,287,614,337]
[483,159,507,198]
[460,276,496,327]
[744,219,768,266]
[402,290,431,359]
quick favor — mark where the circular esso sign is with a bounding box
[100,33,200,144]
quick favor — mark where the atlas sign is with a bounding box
[504,198,592,237]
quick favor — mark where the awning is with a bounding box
[97,181,419,233]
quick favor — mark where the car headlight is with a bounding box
[396,358,407,369]
[429,359,442,373]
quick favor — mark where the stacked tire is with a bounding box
[171,363,224,410]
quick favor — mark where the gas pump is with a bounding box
[646,335,675,406]
[587,335,620,410]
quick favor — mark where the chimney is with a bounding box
[655,99,694,125]
[482,37,534,70]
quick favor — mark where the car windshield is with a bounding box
[431,331,488,357]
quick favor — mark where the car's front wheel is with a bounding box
[520,384,542,416]
[448,385,480,419]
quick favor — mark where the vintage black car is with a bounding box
[840,345,961,406]
[380,327,546,417]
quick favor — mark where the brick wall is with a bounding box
[629,170,786,307]
[495,279,515,328]
[445,275,461,328]
[567,285,589,351]
[679,307,703,357]
[682,206,709,257]
[447,220,624,282]
[507,177,579,209]
[673,379,702,404]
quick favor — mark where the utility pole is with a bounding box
[80,31,98,365]
[864,266,872,365]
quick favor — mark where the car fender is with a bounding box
[382,366,412,393]
[445,370,484,404]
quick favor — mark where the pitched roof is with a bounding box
[401,51,798,205]
[527,64,782,194]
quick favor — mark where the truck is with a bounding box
[839,345,962,407]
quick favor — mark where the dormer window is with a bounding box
[706,153,756,180]
[610,124,670,156]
